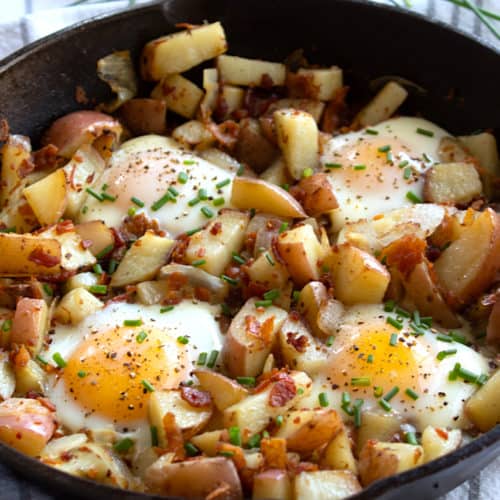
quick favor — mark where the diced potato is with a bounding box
[294,470,362,500]
[246,250,290,291]
[218,55,286,87]
[14,358,45,394]
[222,297,288,377]
[190,429,223,457]
[355,81,408,127]
[274,109,319,180]
[141,22,227,80]
[0,352,15,401]
[136,280,168,305]
[54,288,103,325]
[10,298,48,356]
[199,148,241,173]
[64,272,99,293]
[171,120,215,149]
[151,74,204,119]
[231,177,306,218]
[194,370,248,411]
[422,427,461,462]
[465,369,500,431]
[268,99,326,123]
[41,434,88,460]
[459,132,499,176]
[260,437,287,469]
[223,370,311,434]
[296,67,343,101]
[200,68,219,114]
[120,98,167,135]
[297,281,328,339]
[321,426,358,473]
[275,409,342,454]
[184,210,249,276]
[0,135,31,206]
[260,157,290,186]
[148,389,212,445]
[145,456,243,498]
[220,85,245,119]
[0,310,14,347]
[23,169,67,226]
[253,469,292,500]
[111,231,174,287]
[423,162,482,204]
[0,398,56,456]
[358,440,424,486]
[434,208,500,306]
[276,224,324,287]
[331,243,390,305]
[74,220,114,257]
[356,411,402,454]
[297,173,338,216]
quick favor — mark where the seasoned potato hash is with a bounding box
[0,21,499,499]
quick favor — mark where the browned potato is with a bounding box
[74,220,115,257]
[297,173,338,216]
[145,456,243,499]
[356,412,402,455]
[252,469,292,500]
[297,281,328,339]
[423,162,482,204]
[487,292,500,345]
[294,470,362,499]
[434,209,500,307]
[194,369,248,411]
[465,369,500,431]
[321,426,358,473]
[421,427,462,462]
[120,98,166,135]
[10,298,48,356]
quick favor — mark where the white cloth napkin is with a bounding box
[0,1,498,499]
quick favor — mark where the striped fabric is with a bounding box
[0,1,498,499]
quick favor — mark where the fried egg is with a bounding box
[41,300,223,451]
[78,135,236,237]
[300,304,489,431]
[322,117,449,231]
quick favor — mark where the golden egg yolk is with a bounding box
[63,326,188,423]
[327,321,421,399]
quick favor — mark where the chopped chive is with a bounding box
[374,386,383,397]
[77,370,87,378]
[420,316,433,327]
[353,164,366,170]
[351,377,370,387]
[42,283,53,296]
[201,206,214,218]
[178,171,188,184]
[389,333,398,346]
[93,263,103,275]
[386,151,393,163]
[86,187,104,202]
[281,183,290,191]
[353,403,362,428]
[81,206,88,214]
[160,305,174,313]
[236,376,256,386]
[367,354,374,364]
[128,206,137,217]
[378,145,391,153]
[422,153,432,163]
[114,438,134,453]
[477,374,489,386]
[183,380,194,386]
[365,128,379,135]
[218,450,235,457]
[151,193,172,211]
[319,392,329,407]
[437,349,457,361]
[275,415,284,426]
[136,331,148,343]
[108,259,118,274]
[395,307,410,318]
[278,222,289,233]
[265,253,275,266]
[405,388,419,400]
[167,186,179,197]
[150,426,159,447]
[198,188,208,201]
[416,127,434,137]
[405,431,419,445]
[386,317,403,330]
[213,197,225,206]
[197,352,208,366]
[342,392,351,406]
[406,191,422,204]
[403,167,412,179]
[36,354,48,365]
[96,244,114,259]
[325,162,342,169]
[379,398,392,411]
[0,226,16,233]
[413,310,421,325]
[101,183,109,191]
[448,363,460,381]
[410,322,426,336]
[206,350,219,368]
[101,192,116,202]
[184,442,199,456]
[141,380,155,392]
[216,179,231,189]
[297,388,304,395]
[89,284,107,295]
[52,352,67,368]
[229,426,241,446]
[302,167,314,178]
[292,290,300,303]
[456,365,481,384]
[263,289,280,301]
[183,159,195,165]
[188,197,200,206]
[232,252,246,265]
[177,336,189,345]
[236,164,245,176]
[192,259,206,267]
[326,335,335,347]
[246,434,261,449]
[450,332,468,345]
[437,334,453,343]
[124,319,142,327]
[383,386,399,401]
[186,227,202,236]
[255,299,273,308]
[399,160,409,168]
[221,274,239,286]
[384,300,396,312]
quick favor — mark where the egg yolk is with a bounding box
[327,321,421,399]
[63,326,188,423]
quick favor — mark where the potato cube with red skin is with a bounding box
[10,298,48,356]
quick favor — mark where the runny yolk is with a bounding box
[63,326,188,423]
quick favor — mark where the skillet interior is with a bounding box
[0,0,499,498]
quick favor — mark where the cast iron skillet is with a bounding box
[0,0,499,498]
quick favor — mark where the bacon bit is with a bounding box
[13,345,30,368]
[19,158,36,178]
[286,72,319,99]
[381,235,426,276]
[55,219,75,234]
[244,231,257,254]
[194,286,210,302]
[213,92,230,123]
[28,248,61,268]
[196,247,206,258]
[243,88,281,118]
[60,450,74,462]
[216,442,246,470]
[166,272,189,291]
[33,144,61,171]
[163,412,185,459]
[245,315,262,337]
[36,397,57,412]
[171,236,190,263]
[180,386,212,408]
[81,239,93,250]
[120,213,162,241]
[269,374,297,407]
[205,483,232,500]
[260,73,276,89]
[289,461,319,475]
[289,310,301,322]
[271,237,286,266]
[435,428,449,440]
[0,119,9,142]
[206,120,240,150]
[162,290,184,306]
[321,86,350,134]
[210,222,222,236]
[243,281,267,301]
[261,438,287,469]
[260,317,275,344]
[75,85,89,105]
[286,332,309,353]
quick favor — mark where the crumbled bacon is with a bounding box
[382,235,426,276]
[269,373,297,407]
[28,248,61,268]
[19,158,35,178]
[210,222,222,236]
[321,86,350,133]
[286,72,319,99]
[162,412,185,459]
[33,144,61,171]
[206,120,240,150]
[243,88,281,118]
[120,213,163,241]
[180,386,212,408]
[0,119,9,142]
[245,315,261,337]
[435,428,449,440]
[286,332,309,352]
[55,220,75,234]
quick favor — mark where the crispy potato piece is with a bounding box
[23,168,67,226]
[297,281,328,339]
[358,440,424,486]
[0,398,56,456]
[222,297,288,377]
[0,135,31,206]
[220,85,245,119]
[151,74,204,119]
[275,409,342,454]
[218,55,286,87]
[14,358,46,395]
[434,208,500,306]
[0,351,15,401]
[321,426,358,473]
[145,456,243,498]
[274,109,319,180]
[465,369,500,431]
[54,288,103,325]
[200,68,219,114]
[141,22,227,81]
[260,157,290,186]
[111,232,174,287]
[331,243,390,305]
[459,132,499,176]
[120,98,167,135]
[294,470,362,500]
[356,411,402,454]
[252,469,292,500]
[487,293,500,345]
[74,220,114,257]
[423,162,482,204]
[10,298,48,356]
[246,250,290,291]
[267,99,325,124]
[422,427,461,463]
[172,120,215,149]
[438,137,469,164]
[199,148,241,173]
[295,67,343,101]
[194,370,248,411]
[231,177,307,218]
[224,371,311,434]
[354,81,408,127]
[190,429,223,457]
[184,210,249,276]
[260,437,287,469]
[297,173,338,216]
[42,110,122,159]
[64,272,99,293]
[41,433,88,460]
[135,280,168,306]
